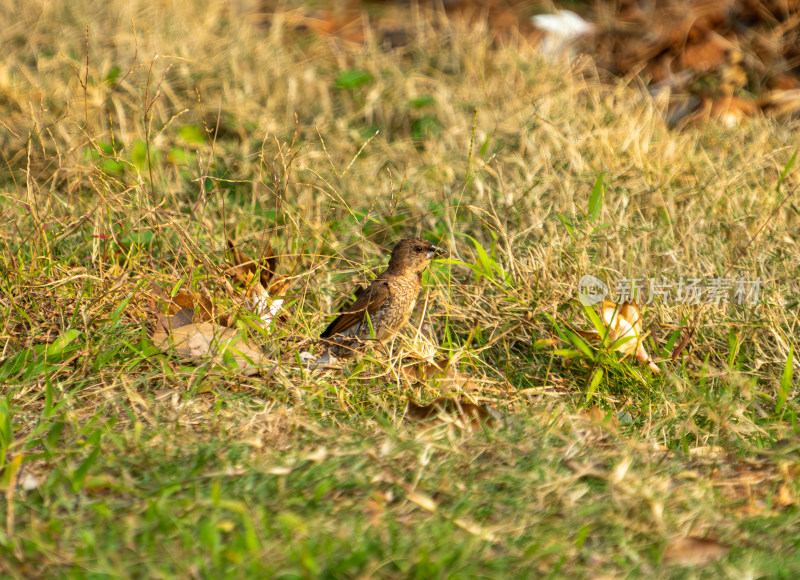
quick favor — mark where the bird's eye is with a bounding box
[414,245,423,252]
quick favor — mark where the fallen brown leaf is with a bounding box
[225,238,290,326]
[696,95,759,127]
[226,237,277,290]
[584,301,660,373]
[155,308,194,334]
[662,537,729,567]
[776,483,795,507]
[170,289,216,322]
[759,88,800,117]
[147,283,217,323]
[405,489,437,513]
[152,321,267,376]
[363,495,387,527]
[400,358,486,392]
[452,517,498,542]
[405,397,502,430]
[579,406,619,428]
[150,238,290,332]
[603,301,650,362]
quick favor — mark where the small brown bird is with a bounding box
[320,238,446,357]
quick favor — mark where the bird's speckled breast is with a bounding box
[373,274,421,340]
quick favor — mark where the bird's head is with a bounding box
[386,238,447,275]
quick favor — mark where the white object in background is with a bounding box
[531,10,595,60]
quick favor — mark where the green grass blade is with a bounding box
[776,344,795,414]
[565,330,594,360]
[586,367,604,400]
[777,147,798,191]
[583,303,608,340]
[588,173,605,224]
[72,438,102,492]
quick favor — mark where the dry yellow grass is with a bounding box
[1,1,800,577]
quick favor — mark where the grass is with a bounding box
[1,0,800,577]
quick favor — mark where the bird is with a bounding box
[320,238,446,358]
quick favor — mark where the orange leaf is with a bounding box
[663,537,729,567]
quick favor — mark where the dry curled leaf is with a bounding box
[155,308,194,333]
[363,495,387,527]
[150,284,228,325]
[405,396,502,430]
[602,301,651,363]
[662,537,729,567]
[582,301,660,373]
[151,238,290,332]
[152,320,267,376]
[226,238,290,326]
[759,88,800,117]
[226,237,277,288]
[405,489,437,513]
[148,283,217,322]
[400,358,487,392]
[776,483,796,507]
[579,405,620,428]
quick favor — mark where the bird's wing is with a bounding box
[320,280,390,338]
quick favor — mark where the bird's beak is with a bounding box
[428,245,447,259]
